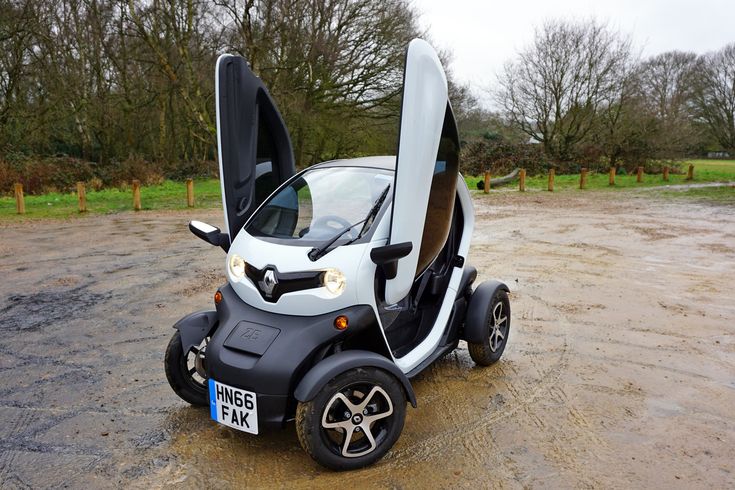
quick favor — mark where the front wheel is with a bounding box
[467,289,511,366]
[295,367,406,470]
[164,331,208,406]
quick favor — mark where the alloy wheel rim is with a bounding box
[489,300,508,353]
[185,339,208,388]
[321,384,394,458]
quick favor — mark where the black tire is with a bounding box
[164,331,208,406]
[296,367,406,471]
[468,289,510,366]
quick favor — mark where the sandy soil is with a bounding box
[0,191,733,488]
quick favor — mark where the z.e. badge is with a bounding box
[209,379,259,434]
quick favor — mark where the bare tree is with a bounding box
[590,61,642,166]
[0,0,467,185]
[633,51,700,158]
[126,0,224,161]
[497,19,632,162]
[0,0,40,150]
[690,43,735,152]
[639,51,696,121]
[215,0,420,165]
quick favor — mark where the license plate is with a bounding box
[209,379,259,435]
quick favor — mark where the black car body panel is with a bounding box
[204,284,388,428]
[173,310,218,353]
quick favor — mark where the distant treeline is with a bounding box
[2,5,734,193]
[1,0,474,191]
[462,20,735,177]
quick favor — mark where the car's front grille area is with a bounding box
[244,263,324,302]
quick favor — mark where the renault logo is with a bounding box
[261,269,278,297]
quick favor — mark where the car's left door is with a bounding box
[215,54,296,244]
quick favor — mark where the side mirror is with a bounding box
[370,242,413,280]
[189,221,230,252]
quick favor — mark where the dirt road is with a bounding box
[1,191,733,488]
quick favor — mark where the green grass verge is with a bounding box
[464,159,735,191]
[0,179,223,221]
[3,160,734,221]
[652,184,735,205]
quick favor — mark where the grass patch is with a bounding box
[3,160,735,222]
[464,159,735,192]
[0,179,223,221]
[653,184,735,205]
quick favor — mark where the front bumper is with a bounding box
[206,284,377,430]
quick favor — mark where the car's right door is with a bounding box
[384,39,460,305]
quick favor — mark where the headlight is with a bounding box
[323,268,346,295]
[229,254,246,279]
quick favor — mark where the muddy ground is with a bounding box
[0,190,733,488]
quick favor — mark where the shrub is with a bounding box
[0,154,95,195]
[88,177,104,191]
[1,153,219,195]
[461,135,545,177]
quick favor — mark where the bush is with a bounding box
[461,135,546,177]
[101,154,164,187]
[0,153,219,195]
[458,134,689,179]
[0,154,95,195]
[640,160,684,174]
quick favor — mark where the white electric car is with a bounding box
[164,39,511,470]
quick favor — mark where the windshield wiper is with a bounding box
[357,184,391,239]
[307,219,367,262]
[307,184,391,262]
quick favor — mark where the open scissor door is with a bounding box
[384,40,461,304]
[215,54,295,243]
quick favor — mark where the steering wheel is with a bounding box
[310,215,355,239]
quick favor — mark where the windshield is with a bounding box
[245,166,393,245]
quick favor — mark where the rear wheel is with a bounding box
[164,331,208,406]
[468,290,510,366]
[296,367,406,470]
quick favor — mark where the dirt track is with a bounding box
[0,190,733,488]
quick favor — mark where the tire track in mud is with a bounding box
[0,451,32,489]
[0,404,107,489]
[384,298,586,468]
[355,232,617,481]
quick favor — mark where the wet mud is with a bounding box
[0,193,733,488]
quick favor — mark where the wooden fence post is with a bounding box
[186,178,194,207]
[77,182,87,212]
[637,166,643,183]
[14,183,25,214]
[663,166,669,181]
[132,180,141,211]
[580,168,588,189]
[548,168,555,192]
[609,167,616,186]
[686,164,694,180]
[519,169,526,192]
[483,171,490,194]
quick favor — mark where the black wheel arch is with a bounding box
[462,280,510,344]
[172,310,218,353]
[294,350,417,408]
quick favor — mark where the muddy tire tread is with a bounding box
[295,367,406,471]
[164,331,208,406]
[467,290,510,366]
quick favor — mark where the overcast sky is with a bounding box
[414,0,735,106]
